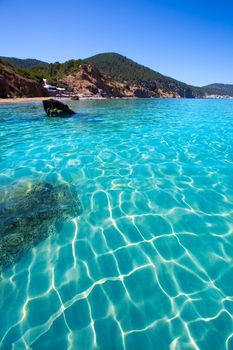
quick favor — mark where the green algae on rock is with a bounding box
[43,99,76,117]
[0,181,82,271]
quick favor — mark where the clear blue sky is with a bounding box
[1,0,233,86]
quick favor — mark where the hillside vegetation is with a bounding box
[0,57,48,69]
[0,58,84,84]
[86,52,203,96]
[87,52,176,84]
[202,83,233,97]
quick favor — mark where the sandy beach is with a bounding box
[0,96,111,104]
[0,97,54,104]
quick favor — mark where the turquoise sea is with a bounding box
[0,99,233,349]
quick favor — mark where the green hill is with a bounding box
[86,52,172,83]
[86,52,203,97]
[0,56,49,69]
[202,83,233,97]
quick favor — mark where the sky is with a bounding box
[1,0,233,86]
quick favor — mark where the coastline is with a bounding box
[0,96,110,104]
[0,96,232,104]
[0,97,53,104]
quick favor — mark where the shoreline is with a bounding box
[0,96,111,104]
[0,97,53,104]
[0,96,232,104]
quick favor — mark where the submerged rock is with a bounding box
[43,99,76,117]
[0,181,82,271]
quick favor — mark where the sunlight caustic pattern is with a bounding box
[0,99,233,349]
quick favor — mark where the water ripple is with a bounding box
[0,99,233,349]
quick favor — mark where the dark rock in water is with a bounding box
[0,181,82,272]
[43,99,76,117]
[71,95,79,100]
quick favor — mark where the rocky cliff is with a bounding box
[63,64,124,97]
[0,62,48,98]
[63,64,192,98]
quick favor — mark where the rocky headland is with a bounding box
[0,62,49,98]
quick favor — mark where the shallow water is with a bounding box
[0,99,233,349]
